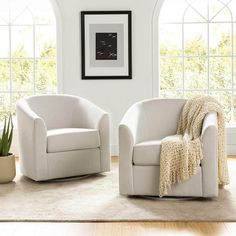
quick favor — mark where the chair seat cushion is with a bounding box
[47,128,100,153]
[133,140,161,166]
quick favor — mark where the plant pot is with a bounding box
[0,154,16,184]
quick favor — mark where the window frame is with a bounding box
[0,0,60,119]
[153,0,236,123]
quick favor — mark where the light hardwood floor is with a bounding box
[0,157,235,236]
[0,222,236,236]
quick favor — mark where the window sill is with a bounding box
[226,124,236,133]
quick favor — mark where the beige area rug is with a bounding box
[0,160,236,222]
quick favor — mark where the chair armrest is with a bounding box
[119,124,134,148]
[17,100,41,121]
[79,98,108,129]
[200,111,218,197]
[16,100,48,180]
[119,103,142,195]
[119,124,135,195]
[201,111,218,140]
[97,113,111,171]
[119,124,135,167]
[119,103,143,145]
[119,104,142,166]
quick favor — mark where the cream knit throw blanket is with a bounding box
[159,96,229,197]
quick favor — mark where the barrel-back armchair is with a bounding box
[119,98,218,197]
[17,94,110,181]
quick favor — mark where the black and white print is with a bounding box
[96,33,117,60]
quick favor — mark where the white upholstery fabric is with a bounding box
[133,166,203,196]
[119,98,218,197]
[47,148,101,179]
[201,112,219,197]
[16,94,110,181]
[47,128,100,153]
[133,140,161,166]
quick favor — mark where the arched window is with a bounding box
[0,0,57,120]
[159,0,236,123]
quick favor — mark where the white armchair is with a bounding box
[119,98,218,197]
[16,94,110,181]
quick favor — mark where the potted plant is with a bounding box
[0,115,15,183]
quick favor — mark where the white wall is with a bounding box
[6,0,236,156]
[53,0,236,155]
[56,0,158,154]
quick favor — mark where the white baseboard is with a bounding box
[227,126,236,155]
[227,145,236,155]
[111,145,118,156]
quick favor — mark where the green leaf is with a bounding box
[0,114,13,156]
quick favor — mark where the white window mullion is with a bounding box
[182,21,185,98]
[159,0,236,123]
[0,0,56,122]
[160,55,236,58]
[33,24,36,95]
[231,21,234,122]
[207,0,210,96]
[162,88,234,92]
[161,21,236,25]
[9,24,12,114]
[0,57,55,60]
[8,0,12,115]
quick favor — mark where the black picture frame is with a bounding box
[81,11,132,80]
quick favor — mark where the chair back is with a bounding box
[138,98,186,141]
[26,95,79,129]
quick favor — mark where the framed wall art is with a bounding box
[81,11,132,79]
